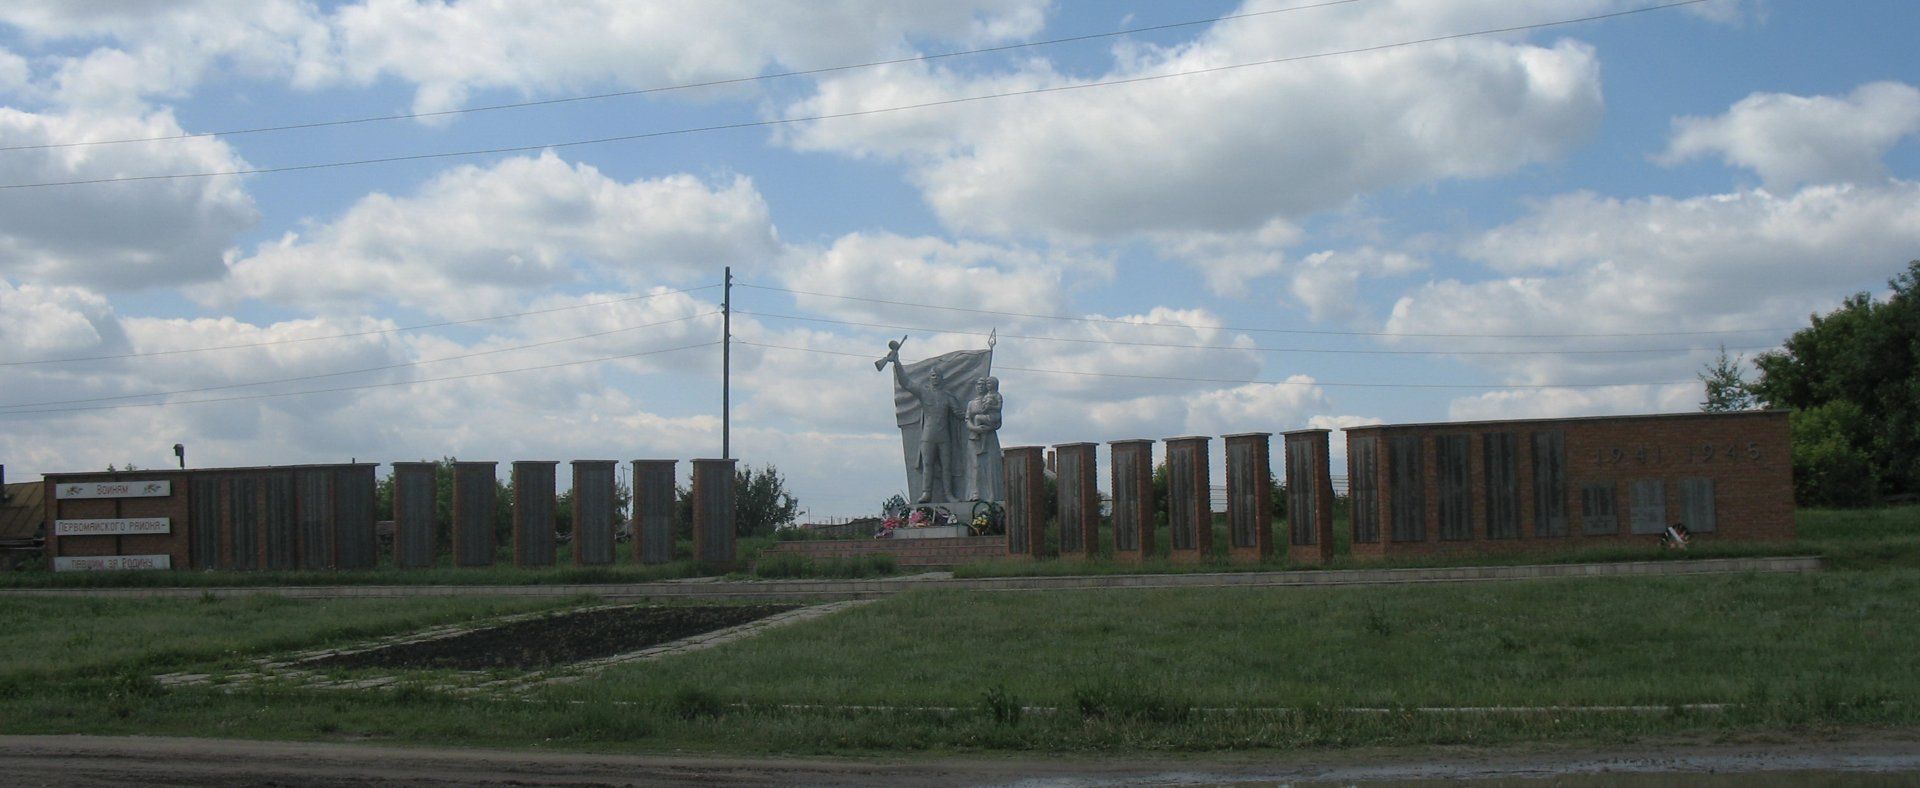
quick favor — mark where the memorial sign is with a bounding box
[54,554,171,571]
[55,480,170,499]
[54,518,170,536]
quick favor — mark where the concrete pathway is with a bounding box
[0,555,1821,602]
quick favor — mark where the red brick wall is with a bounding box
[45,471,196,568]
[1345,411,1793,558]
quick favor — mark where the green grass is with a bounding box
[2,569,1918,754]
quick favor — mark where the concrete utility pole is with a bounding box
[722,266,732,460]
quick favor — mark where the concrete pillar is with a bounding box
[1004,446,1047,558]
[451,461,497,567]
[512,461,557,568]
[691,458,736,568]
[1108,439,1155,563]
[1284,429,1336,564]
[1224,432,1274,563]
[632,460,677,565]
[1054,442,1099,560]
[391,461,437,569]
[1164,436,1213,564]
[571,460,618,566]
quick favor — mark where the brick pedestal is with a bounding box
[691,459,736,568]
[1004,446,1047,559]
[1109,439,1155,564]
[1283,429,1335,564]
[391,462,437,569]
[512,461,557,567]
[1164,436,1213,564]
[632,460,676,564]
[1225,433,1274,563]
[1054,442,1098,559]
[571,460,617,566]
[451,461,497,567]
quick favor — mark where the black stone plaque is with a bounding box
[1388,435,1425,542]
[1482,433,1520,539]
[572,461,617,566]
[1350,436,1380,543]
[1531,431,1568,537]
[1437,435,1472,541]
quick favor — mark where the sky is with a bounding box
[0,0,1915,519]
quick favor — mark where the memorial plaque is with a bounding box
[1109,440,1155,561]
[1437,435,1472,541]
[229,476,259,571]
[632,460,677,564]
[1054,443,1098,558]
[1350,435,1380,543]
[393,462,437,569]
[1004,447,1046,557]
[1227,433,1272,560]
[1581,482,1619,535]
[1285,438,1314,546]
[190,477,221,568]
[573,460,618,566]
[1679,478,1716,533]
[54,555,170,572]
[452,462,497,567]
[54,480,170,499]
[1482,433,1520,539]
[1164,437,1212,562]
[334,465,379,570]
[692,459,736,566]
[1388,435,1425,542]
[295,468,336,570]
[1629,478,1666,535]
[263,473,296,570]
[513,461,558,568]
[55,518,171,536]
[1531,431,1569,537]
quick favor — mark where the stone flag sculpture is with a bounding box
[880,337,1003,505]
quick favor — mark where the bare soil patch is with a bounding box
[310,604,796,671]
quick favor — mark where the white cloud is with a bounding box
[0,47,27,93]
[1447,384,1700,422]
[214,153,778,314]
[0,278,122,361]
[1660,81,1920,191]
[0,108,257,289]
[773,232,1108,323]
[781,0,1613,243]
[1289,247,1426,324]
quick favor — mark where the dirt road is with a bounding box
[5,734,1920,786]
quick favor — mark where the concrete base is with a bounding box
[890,525,969,539]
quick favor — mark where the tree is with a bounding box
[1751,260,1920,505]
[670,464,800,538]
[374,457,512,548]
[1698,345,1758,412]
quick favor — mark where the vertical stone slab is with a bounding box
[1482,433,1521,540]
[1225,433,1274,564]
[263,472,297,570]
[1388,435,1426,543]
[452,461,497,567]
[572,460,617,566]
[1531,430,1569,538]
[228,475,259,571]
[295,467,336,570]
[1004,446,1047,559]
[1164,436,1212,564]
[1053,443,1098,559]
[334,465,378,570]
[1348,435,1381,550]
[1435,435,1473,542]
[1283,430,1336,565]
[1109,439,1155,564]
[691,459,736,568]
[189,476,221,570]
[632,460,677,565]
[512,461,557,568]
[391,462,437,569]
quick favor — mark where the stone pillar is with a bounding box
[1164,436,1213,564]
[451,461,497,567]
[1004,446,1047,558]
[571,460,618,566]
[632,460,677,565]
[1284,429,1336,564]
[512,461,557,568]
[1108,439,1155,564]
[1224,433,1274,563]
[333,464,379,570]
[691,459,736,568]
[1054,442,1099,560]
[391,462,437,569]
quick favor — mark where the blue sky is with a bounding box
[0,0,1915,517]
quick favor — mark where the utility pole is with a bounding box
[722,266,732,460]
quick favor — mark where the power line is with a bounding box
[0,0,1367,152]
[0,341,718,418]
[0,285,717,367]
[738,339,1701,390]
[0,312,715,410]
[737,283,1793,339]
[0,0,1711,190]
[734,309,1778,356]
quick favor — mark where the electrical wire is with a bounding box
[733,309,1778,356]
[0,0,1367,152]
[0,312,716,410]
[737,339,1702,390]
[0,285,716,367]
[0,341,718,418]
[0,0,1710,190]
[736,283,1793,339]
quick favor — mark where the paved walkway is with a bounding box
[0,555,1820,601]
